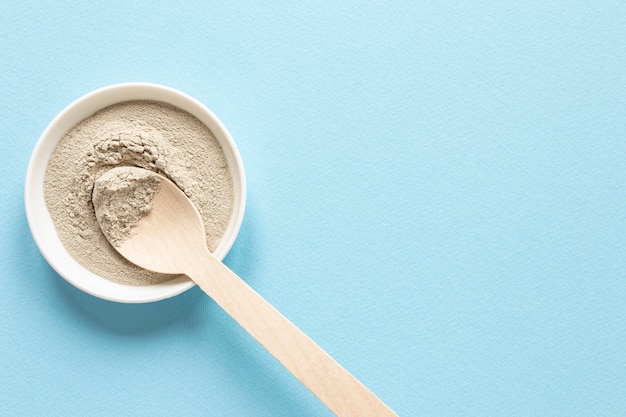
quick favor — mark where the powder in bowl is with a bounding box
[43,100,234,286]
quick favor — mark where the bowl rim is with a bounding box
[24,82,246,303]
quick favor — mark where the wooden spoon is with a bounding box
[92,166,397,417]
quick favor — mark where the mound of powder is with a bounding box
[44,100,234,286]
[92,167,162,248]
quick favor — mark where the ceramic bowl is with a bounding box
[24,82,246,303]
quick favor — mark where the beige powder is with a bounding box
[44,100,234,286]
[92,167,162,247]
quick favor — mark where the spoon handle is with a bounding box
[186,250,398,417]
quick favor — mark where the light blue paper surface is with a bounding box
[1,2,625,416]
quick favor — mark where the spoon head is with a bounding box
[93,166,207,275]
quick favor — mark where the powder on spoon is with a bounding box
[92,167,162,247]
[44,100,234,286]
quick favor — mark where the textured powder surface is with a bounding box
[92,167,162,247]
[44,101,234,286]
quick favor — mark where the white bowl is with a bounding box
[25,83,246,303]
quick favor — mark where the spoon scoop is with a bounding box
[92,166,397,417]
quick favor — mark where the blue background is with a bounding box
[1,1,625,416]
